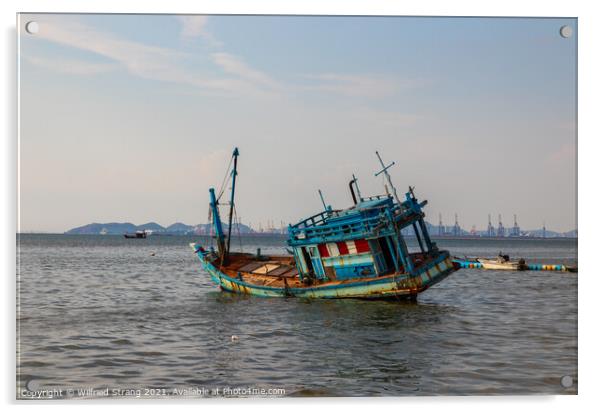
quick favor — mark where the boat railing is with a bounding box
[359,195,389,202]
[291,196,394,230]
[291,209,336,230]
[289,215,384,243]
[289,204,423,244]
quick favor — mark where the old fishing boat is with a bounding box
[191,148,458,299]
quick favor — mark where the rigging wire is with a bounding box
[216,155,234,202]
[207,208,215,250]
[233,205,243,253]
[206,152,233,255]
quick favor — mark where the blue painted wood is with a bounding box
[334,263,376,280]
[191,243,456,299]
[208,187,225,257]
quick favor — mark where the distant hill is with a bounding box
[65,221,577,238]
[137,222,166,232]
[166,222,195,233]
[66,222,138,235]
[65,221,256,235]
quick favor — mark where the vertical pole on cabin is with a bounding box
[418,219,433,251]
[226,147,240,258]
[318,189,328,211]
[352,174,362,201]
[385,236,400,273]
[385,208,413,273]
[376,152,414,274]
[348,179,358,205]
[409,187,433,252]
[209,187,226,259]
[413,222,426,253]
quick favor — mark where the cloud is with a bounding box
[24,55,117,75]
[27,16,275,98]
[176,15,221,47]
[177,15,208,37]
[25,16,418,103]
[303,73,417,98]
[211,52,278,89]
[34,17,190,83]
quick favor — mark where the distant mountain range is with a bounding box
[66,220,577,238]
[65,222,255,235]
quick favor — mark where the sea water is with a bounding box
[16,234,577,398]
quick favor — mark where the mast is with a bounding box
[226,147,240,257]
[375,151,403,207]
[209,187,225,259]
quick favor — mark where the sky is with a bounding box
[18,14,577,233]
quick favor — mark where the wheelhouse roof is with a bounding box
[290,195,395,231]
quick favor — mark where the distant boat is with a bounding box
[453,255,577,272]
[477,254,526,271]
[124,230,148,239]
[191,148,458,300]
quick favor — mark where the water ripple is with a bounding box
[17,234,577,397]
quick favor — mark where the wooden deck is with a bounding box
[219,253,306,289]
[209,251,443,290]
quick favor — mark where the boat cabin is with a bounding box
[287,190,438,282]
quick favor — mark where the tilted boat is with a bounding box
[191,148,458,299]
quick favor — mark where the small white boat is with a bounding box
[477,254,525,271]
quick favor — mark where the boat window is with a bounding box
[326,243,339,256]
[378,237,395,271]
[308,246,319,258]
[346,241,357,254]
[298,247,311,275]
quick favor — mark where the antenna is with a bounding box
[352,173,362,200]
[318,189,327,210]
[375,151,402,206]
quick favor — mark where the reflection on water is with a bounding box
[17,235,577,397]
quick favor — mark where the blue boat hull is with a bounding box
[191,243,457,299]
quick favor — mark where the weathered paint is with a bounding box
[191,243,456,299]
[195,149,458,298]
